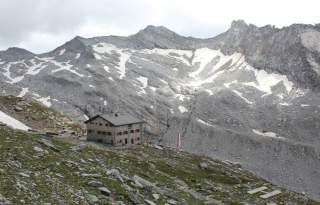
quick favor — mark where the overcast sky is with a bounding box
[1,0,319,53]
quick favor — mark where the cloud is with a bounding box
[0,0,319,53]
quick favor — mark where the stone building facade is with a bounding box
[85,113,144,146]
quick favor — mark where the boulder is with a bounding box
[167,199,178,204]
[132,175,155,190]
[98,187,111,196]
[38,139,60,152]
[81,173,101,178]
[71,144,87,152]
[14,106,23,112]
[199,162,209,169]
[88,180,103,187]
[128,192,144,205]
[33,146,44,153]
[152,193,160,200]
[19,172,30,178]
[87,194,99,203]
[145,199,156,205]
[107,169,124,182]
[0,195,10,205]
[153,144,163,150]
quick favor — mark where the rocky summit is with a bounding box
[0,20,320,202]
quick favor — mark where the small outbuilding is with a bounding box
[84,113,144,146]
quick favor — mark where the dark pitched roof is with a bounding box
[85,113,144,126]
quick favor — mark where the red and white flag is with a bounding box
[176,133,181,150]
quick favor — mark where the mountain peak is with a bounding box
[230,20,249,30]
[66,36,86,46]
[0,47,35,60]
[6,47,34,56]
[127,25,194,49]
[135,25,177,37]
[52,35,87,54]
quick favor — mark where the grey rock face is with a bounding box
[0,21,320,201]
[207,20,320,90]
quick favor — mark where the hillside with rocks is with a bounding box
[0,96,83,136]
[0,20,320,201]
[0,121,318,204]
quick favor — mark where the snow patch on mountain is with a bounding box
[75,53,81,59]
[279,102,291,106]
[26,59,47,75]
[190,49,219,78]
[176,94,190,101]
[197,118,214,127]
[2,61,25,84]
[141,48,192,65]
[137,76,148,88]
[189,70,225,87]
[205,89,213,95]
[17,87,29,98]
[59,49,66,56]
[159,79,168,85]
[185,49,246,87]
[178,105,188,113]
[189,48,242,79]
[83,114,89,120]
[103,65,110,73]
[92,43,131,79]
[93,43,118,55]
[1,58,49,84]
[301,104,310,107]
[224,80,238,88]
[136,76,148,95]
[94,53,102,60]
[243,65,293,95]
[117,51,130,79]
[46,58,84,77]
[36,96,52,107]
[232,90,253,104]
[0,110,30,131]
[149,87,157,92]
[252,129,285,140]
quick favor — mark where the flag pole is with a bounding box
[176,133,181,151]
